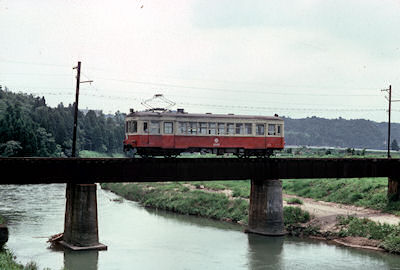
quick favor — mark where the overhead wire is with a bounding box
[94,76,380,97]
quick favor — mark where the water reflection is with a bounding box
[64,250,98,270]
[143,206,243,232]
[247,234,284,269]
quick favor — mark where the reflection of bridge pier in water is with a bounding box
[64,249,99,270]
[247,234,284,269]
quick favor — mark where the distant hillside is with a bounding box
[284,116,400,150]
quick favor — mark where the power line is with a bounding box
[6,88,390,112]
[94,77,380,97]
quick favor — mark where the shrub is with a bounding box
[283,206,310,225]
[286,198,303,205]
[381,234,400,253]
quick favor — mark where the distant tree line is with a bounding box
[283,116,400,150]
[0,89,125,157]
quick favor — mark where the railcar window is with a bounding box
[245,123,252,135]
[178,122,187,134]
[227,123,234,135]
[218,123,225,135]
[277,125,282,135]
[128,121,137,133]
[143,122,148,133]
[236,123,244,135]
[125,122,129,133]
[150,121,160,134]
[164,122,173,134]
[209,123,216,135]
[199,122,207,134]
[268,124,276,135]
[189,122,197,134]
[256,124,265,135]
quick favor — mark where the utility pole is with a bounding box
[381,85,400,158]
[71,61,93,157]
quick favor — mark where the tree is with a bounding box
[392,139,399,151]
[0,140,22,157]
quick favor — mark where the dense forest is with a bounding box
[0,89,125,157]
[1,89,399,157]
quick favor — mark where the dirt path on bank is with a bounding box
[183,183,400,232]
[283,194,400,232]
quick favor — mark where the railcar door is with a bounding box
[162,121,175,149]
[143,121,149,145]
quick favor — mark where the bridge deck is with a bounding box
[1,157,399,184]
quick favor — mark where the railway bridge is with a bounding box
[1,157,400,250]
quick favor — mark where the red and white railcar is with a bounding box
[123,109,284,157]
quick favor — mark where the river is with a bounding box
[0,184,399,270]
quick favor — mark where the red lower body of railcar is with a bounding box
[123,134,284,156]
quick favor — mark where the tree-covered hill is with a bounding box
[0,89,125,157]
[284,116,399,150]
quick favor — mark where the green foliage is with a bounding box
[0,141,22,157]
[282,178,400,215]
[102,182,314,230]
[191,181,250,198]
[283,206,310,225]
[0,215,4,224]
[0,250,40,270]
[337,216,395,240]
[381,234,400,253]
[337,216,400,253]
[0,89,125,157]
[285,198,303,204]
[102,182,249,223]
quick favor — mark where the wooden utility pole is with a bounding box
[71,61,93,157]
[71,62,81,157]
[381,85,400,158]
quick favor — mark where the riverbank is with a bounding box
[101,181,400,254]
[0,215,42,270]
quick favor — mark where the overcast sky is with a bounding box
[1,0,400,122]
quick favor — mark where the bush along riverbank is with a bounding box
[101,182,310,235]
[101,181,400,254]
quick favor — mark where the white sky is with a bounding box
[1,0,400,122]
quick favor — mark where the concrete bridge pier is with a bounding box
[60,183,107,250]
[388,177,400,201]
[245,179,286,236]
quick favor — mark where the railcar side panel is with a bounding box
[125,134,284,150]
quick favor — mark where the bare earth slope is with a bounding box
[283,194,400,232]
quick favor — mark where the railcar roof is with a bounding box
[127,111,283,121]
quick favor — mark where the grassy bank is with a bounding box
[105,177,400,217]
[0,250,44,270]
[101,182,310,229]
[283,177,400,215]
[78,150,124,158]
[338,216,400,253]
